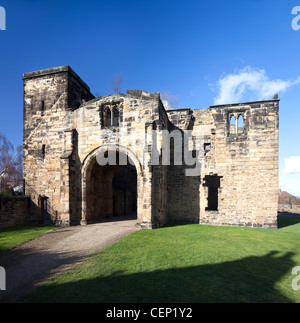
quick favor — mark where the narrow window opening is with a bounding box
[113,107,119,127]
[102,105,121,127]
[238,115,244,133]
[41,101,45,116]
[42,144,46,160]
[103,107,112,127]
[229,115,236,134]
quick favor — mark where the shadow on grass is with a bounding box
[277,215,300,229]
[0,225,59,253]
[0,228,85,303]
[167,216,300,231]
[20,251,296,303]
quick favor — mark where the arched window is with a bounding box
[112,106,119,127]
[238,115,244,133]
[230,115,236,134]
[103,107,112,127]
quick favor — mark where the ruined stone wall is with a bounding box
[167,108,193,130]
[23,65,279,229]
[166,100,278,228]
[166,108,212,224]
[166,163,200,224]
[23,66,169,228]
[150,101,170,227]
[278,204,300,214]
[71,90,168,228]
[23,69,68,226]
[23,66,94,226]
[197,100,279,228]
[0,197,31,227]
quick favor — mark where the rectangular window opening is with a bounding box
[204,175,222,211]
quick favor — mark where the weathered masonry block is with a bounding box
[0,197,33,227]
[23,66,279,229]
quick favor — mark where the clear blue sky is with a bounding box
[0,0,299,196]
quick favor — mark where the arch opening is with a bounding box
[84,151,138,223]
[237,115,244,133]
[229,115,236,134]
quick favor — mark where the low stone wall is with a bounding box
[278,204,300,214]
[0,196,31,227]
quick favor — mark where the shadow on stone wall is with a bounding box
[0,196,40,227]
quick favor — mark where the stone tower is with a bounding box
[23,66,94,225]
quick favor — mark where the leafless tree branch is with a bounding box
[112,73,123,94]
[0,134,23,191]
[160,91,179,110]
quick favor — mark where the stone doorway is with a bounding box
[41,197,52,225]
[82,150,139,224]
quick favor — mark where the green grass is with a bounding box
[0,225,58,252]
[21,216,300,303]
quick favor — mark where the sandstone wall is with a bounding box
[23,70,169,228]
[278,204,300,214]
[166,100,278,228]
[23,66,94,226]
[0,197,31,227]
[198,100,279,228]
[72,90,168,228]
[166,108,213,224]
[23,65,279,229]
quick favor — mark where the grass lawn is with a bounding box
[21,216,300,303]
[0,225,57,252]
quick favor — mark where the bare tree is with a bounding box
[112,73,123,94]
[0,134,23,192]
[0,133,13,155]
[160,91,179,110]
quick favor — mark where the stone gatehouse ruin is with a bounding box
[23,66,279,229]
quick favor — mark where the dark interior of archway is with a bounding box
[86,155,137,223]
[112,165,137,218]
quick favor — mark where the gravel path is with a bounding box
[0,217,139,302]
